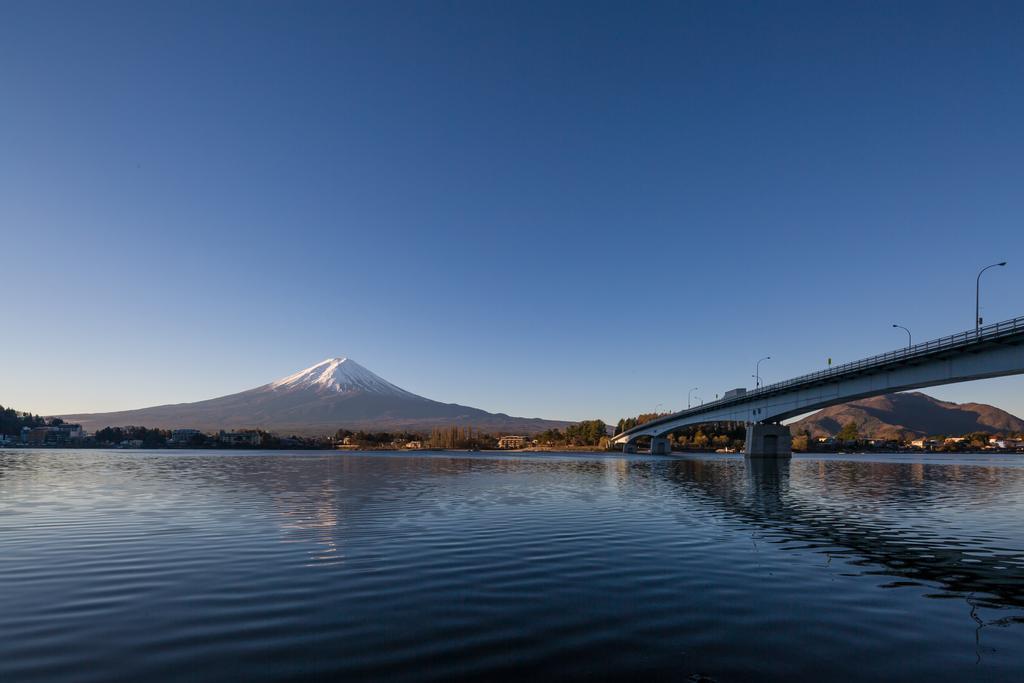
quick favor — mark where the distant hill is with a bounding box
[61,358,571,436]
[787,392,1024,440]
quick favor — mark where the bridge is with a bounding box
[613,315,1024,457]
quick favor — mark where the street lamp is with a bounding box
[687,386,699,409]
[754,356,770,389]
[892,324,911,348]
[976,262,1007,334]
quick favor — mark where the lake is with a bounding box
[1,449,1023,682]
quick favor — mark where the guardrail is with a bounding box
[753,314,1024,397]
[620,315,1024,436]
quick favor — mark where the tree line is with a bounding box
[534,419,609,447]
[94,426,172,447]
[614,413,669,435]
[615,413,748,451]
[334,427,494,449]
[336,421,611,450]
[0,405,47,436]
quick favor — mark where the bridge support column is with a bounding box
[622,441,637,454]
[744,423,792,459]
[650,437,672,455]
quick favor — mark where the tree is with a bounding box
[565,419,608,446]
[0,404,45,436]
[837,421,860,442]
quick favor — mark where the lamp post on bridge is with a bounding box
[754,356,770,389]
[892,324,912,348]
[976,262,1007,334]
[687,387,699,409]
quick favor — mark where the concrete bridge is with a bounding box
[613,315,1024,458]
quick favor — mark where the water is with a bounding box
[2,450,1023,682]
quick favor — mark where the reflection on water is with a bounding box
[678,457,1024,609]
[1,450,1023,682]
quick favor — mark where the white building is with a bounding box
[497,435,526,449]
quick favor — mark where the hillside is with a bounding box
[787,392,1024,440]
[61,358,571,436]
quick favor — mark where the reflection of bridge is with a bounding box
[614,316,1024,457]
[656,457,1024,613]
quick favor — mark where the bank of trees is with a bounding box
[614,413,669,435]
[615,413,748,451]
[94,426,171,447]
[937,432,1002,451]
[534,419,609,447]
[0,405,47,436]
[428,426,495,449]
[565,419,608,446]
[837,421,860,442]
[335,428,422,446]
[670,422,746,451]
[333,427,498,449]
[792,429,812,452]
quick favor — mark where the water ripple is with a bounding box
[1,449,1023,682]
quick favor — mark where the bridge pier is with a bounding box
[622,441,637,454]
[650,437,672,455]
[744,423,792,458]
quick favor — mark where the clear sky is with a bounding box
[2,1,1023,424]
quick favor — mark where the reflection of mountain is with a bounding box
[658,457,1024,610]
[61,358,570,435]
[788,392,1024,440]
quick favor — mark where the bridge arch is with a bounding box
[614,317,1024,457]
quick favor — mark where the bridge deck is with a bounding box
[617,315,1024,440]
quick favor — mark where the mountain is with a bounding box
[61,358,571,435]
[787,392,1024,440]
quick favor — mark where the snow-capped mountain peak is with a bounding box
[60,356,571,435]
[269,358,413,396]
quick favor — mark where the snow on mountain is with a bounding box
[267,358,414,397]
[60,358,571,435]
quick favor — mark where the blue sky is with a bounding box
[2,1,1023,423]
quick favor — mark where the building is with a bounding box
[219,430,263,447]
[25,424,85,446]
[404,441,423,449]
[26,427,50,446]
[497,435,526,449]
[170,429,203,445]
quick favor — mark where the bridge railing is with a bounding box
[749,315,1024,399]
[620,315,1024,437]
